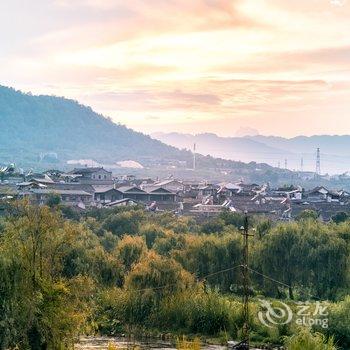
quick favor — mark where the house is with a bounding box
[17,181,47,190]
[152,179,184,193]
[0,184,18,200]
[323,190,350,203]
[68,167,113,184]
[197,184,218,199]
[190,204,235,217]
[307,186,329,202]
[145,187,176,202]
[115,185,177,203]
[235,182,261,195]
[117,186,149,201]
[270,185,303,201]
[217,183,242,197]
[93,186,123,204]
[26,174,55,185]
[22,189,93,207]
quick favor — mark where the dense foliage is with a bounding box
[1,202,350,348]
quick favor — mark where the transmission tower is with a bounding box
[284,158,288,170]
[316,148,321,175]
[193,143,196,171]
[300,157,304,172]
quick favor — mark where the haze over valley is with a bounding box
[153,131,350,175]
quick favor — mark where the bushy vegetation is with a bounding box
[1,202,350,348]
[284,328,337,350]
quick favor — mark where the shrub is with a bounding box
[284,328,337,350]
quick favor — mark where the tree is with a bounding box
[201,218,225,234]
[0,201,93,349]
[296,209,318,221]
[116,235,146,272]
[138,223,166,248]
[102,210,145,237]
[331,212,348,224]
[219,211,246,229]
[125,251,194,297]
[255,221,348,300]
[45,194,61,208]
[256,223,301,299]
[173,233,242,292]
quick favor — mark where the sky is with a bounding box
[1,0,350,137]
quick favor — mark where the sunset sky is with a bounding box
[1,0,350,137]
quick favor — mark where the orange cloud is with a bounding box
[1,0,350,137]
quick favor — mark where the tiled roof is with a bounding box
[30,189,92,196]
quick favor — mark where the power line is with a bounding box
[247,267,290,289]
[132,264,243,293]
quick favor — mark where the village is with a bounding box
[1,165,350,222]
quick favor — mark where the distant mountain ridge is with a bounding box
[152,132,350,174]
[0,86,280,176]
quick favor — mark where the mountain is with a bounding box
[152,132,350,174]
[0,86,188,167]
[248,135,350,156]
[0,86,281,179]
[152,132,289,161]
[248,135,350,174]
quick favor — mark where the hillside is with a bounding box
[0,86,281,178]
[0,86,190,167]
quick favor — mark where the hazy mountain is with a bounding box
[248,135,350,174]
[153,132,350,174]
[249,135,350,156]
[0,86,280,177]
[152,131,289,161]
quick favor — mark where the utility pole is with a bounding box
[235,212,253,350]
[284,158,288,170]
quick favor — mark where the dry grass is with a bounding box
[176,336,201,350]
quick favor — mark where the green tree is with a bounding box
[102,210,145,237]
[0,201,93,349]
[125,251,194,297]
[46,193,61,208]
[256,223,301,299]
[138,223,166,248]
[296,209,319,221]
[116,235,147,272]
[174,233,242,292]
[331,212,349,224]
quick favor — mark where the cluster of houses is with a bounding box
[1,166,350,221]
